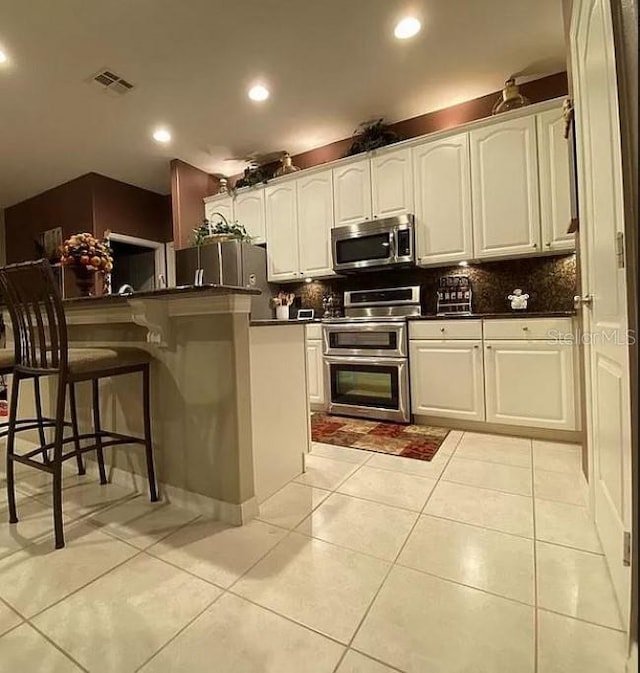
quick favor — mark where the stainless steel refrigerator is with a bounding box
[175,241,272,320]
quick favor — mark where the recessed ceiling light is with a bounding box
[0,50,8,64]
[394,17,421,40]
[152,128,171,143]
[304,277,313,284]
[248,84,269,102]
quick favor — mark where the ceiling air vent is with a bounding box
[88,68,135,96]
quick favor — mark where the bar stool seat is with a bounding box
[0,349,13,371]
[67,347,152,378]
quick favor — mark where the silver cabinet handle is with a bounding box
[532,242,538,249]
[574,294,594,308]
[440,327,446,333]
[473,345,479,349]
[545,242,552,247]
[522,326,529,331]
[486,345,492,349]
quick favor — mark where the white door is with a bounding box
[333,160,372,226]
[413,133,473,265]
[471,116,541,259]
[484,340,577,430]
[235,189,266,244]
[306,339,325,406]
[204,195,234,225]
[537,108,576,252]
[265,182,299,282]
[297,170,335,279]
[571,0,632,626]
[371,147,413,218]
[410,340,484,421]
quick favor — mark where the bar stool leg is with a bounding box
[33,378,49,464]
[5,373,21,524]
[92,379,108,485]
[142,364,158,502]
[52,379,67,549]
[68,384,86,475]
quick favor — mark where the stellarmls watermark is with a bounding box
[546,329,637,345]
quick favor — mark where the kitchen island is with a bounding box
[19,285,310,523]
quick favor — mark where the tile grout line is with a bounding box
[132,588,226,672]
[27,620,92,673]
[330,430,465,673]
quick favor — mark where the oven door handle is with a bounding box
[324,355,407,367]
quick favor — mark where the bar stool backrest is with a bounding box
[0,260,68,374]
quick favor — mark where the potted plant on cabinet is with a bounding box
[192,212,252,247]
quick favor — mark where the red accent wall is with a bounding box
[289,72,568,170]
[170,159,220,250]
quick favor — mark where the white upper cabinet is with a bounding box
[470,116,541,259]
[332,160,372,226]
[204,194,234,225]
[297,170,335,278]
[371,147,413,218]
[413,133,473,265]
[235,189,266,244]
[265,182,299,282]
[537,108,576,252]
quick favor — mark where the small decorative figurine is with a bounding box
[508,289,529,310]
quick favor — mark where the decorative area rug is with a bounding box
[310,413,449,462]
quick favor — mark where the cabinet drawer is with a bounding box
[305,324,323,340]
[409,320,482,340]
[483,318,573,341]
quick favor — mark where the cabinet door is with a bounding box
[413,133,473,265]
[537,108,576,252]
[235,189,266,244]
[332,160,372,226]
[265,182,299,282]
[306,339,325,406]
[204,195,234,225]
[471,116,541,258]
[371,147,413,218]
[409,340,485,420]
[297,170,335,278]
[484,340,576,430]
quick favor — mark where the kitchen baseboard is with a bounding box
[5,438,259,526]
[413,415,583,443]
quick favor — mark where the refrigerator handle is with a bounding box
[217,243,224,286]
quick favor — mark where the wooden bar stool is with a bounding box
[0,259,158,549]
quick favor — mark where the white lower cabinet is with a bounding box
[409,318,578,431]
[305,338,325,406]
[484,339,577,430]
[410,340,485,421]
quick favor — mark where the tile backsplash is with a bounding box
[280,254,577,317]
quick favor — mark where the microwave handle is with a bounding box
[390,230,397,261]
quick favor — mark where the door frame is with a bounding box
[107,232,170,289]
[609,0,638,662]
[569,0,638,656]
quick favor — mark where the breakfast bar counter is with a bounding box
[22,285,309,523]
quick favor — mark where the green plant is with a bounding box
[345,118,399,157]
[192,212,252,246]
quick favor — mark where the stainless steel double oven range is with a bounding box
[322,286,421,424]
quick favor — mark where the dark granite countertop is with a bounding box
[409,311,577,321]
[249,318,321,327]
[64,284,261,304]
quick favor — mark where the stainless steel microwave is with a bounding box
[331,214,415,273]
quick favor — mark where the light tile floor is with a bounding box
[0,431,629,672]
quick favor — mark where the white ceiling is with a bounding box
[0,0,566,207]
